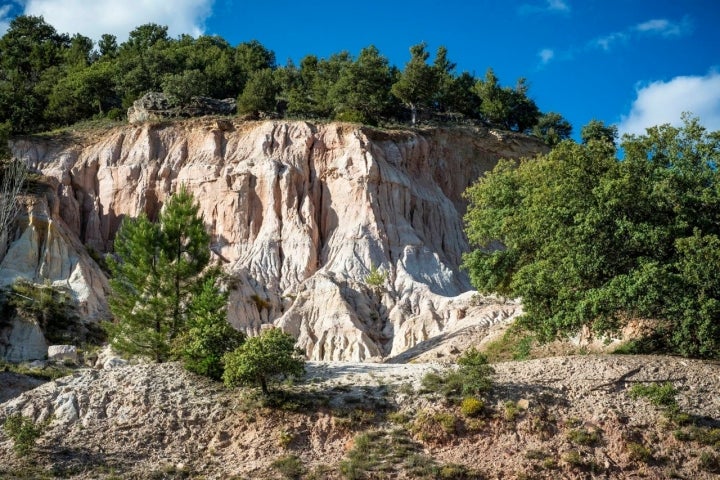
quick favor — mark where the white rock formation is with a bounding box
[47,345,78,363]
[7,120,546,361]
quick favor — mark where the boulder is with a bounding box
[0,316,47,362]
[48,345,78,363]
[127,92,236,124]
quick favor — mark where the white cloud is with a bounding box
[0,1,22,36]
[547,0,570,12]
[635,17,692,37]
[593,32,628,51]
[518,0,570,15]
[20,0,214,41]
[618,71,720,136]
[589,16,691,53]
[538,48,555,64]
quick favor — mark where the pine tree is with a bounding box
[107,186,212,361]
[391,43,438,125]
[175,275,245,380]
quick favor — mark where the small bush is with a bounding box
[502,401,520,422]
[626,441,652,462]
[278,429,294,449]
[567,428,601,446]
[3,413,46,457]
[628,382,678,409]
[460,397,484,417]
[411,410,459,442]
[563,450,583,467]
[420,348,493,401]
[700,452,720,473]
[272,455,305,479]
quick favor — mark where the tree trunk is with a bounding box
[260,376,269,396]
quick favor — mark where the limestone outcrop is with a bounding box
[127,92,236,124]
[6,120,546,361]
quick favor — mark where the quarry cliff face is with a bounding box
[3,120,546,361]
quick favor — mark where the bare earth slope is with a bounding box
[1,355,718,479]
[3,120,544,361]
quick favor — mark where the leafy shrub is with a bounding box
[462,118,720,358]
[567,428,601,446]
[700,452,720,473]
[626,442,652,462]
[223,328,305,395]
[7,279,79,344]
[272,455,305,479]
[460,397,484,417]
[563,450,582,467]
[502,401,520,422]
[421,348,493,401]
[3,413,46,457]
[628,382,678,408]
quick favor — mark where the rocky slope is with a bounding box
[2,119,545,361]
[1,355,719,479]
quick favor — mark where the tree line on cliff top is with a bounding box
[0,15,570,143]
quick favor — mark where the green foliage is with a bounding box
[237,68,278,115]
[460,397,484,417]
[391,43,439,125]
[364,264,387,289]
[463,116,720,358]
[628,382,678,409]
[222,328,305,395]
[0,15,554,132]
[3,413,46,457]
[271,455,305,479]
[567,428,601,446]
[174,276,245,380]
[107,186,212,362]
[474,69,540,132]
[421,348,493,400]
[580,119,618,146]
[626,442,652,462]
[700,452,720,474]
[7,279,80,344]
[532,112,572,146]
[329,45,394,124]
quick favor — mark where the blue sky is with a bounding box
[1,0,719,139]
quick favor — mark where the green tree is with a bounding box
[222,328,305,395]
[98,34,118,58]
[391,43,438,125]
[237,68,278,116]
[464,119,720,357]
[329,45,393,124]
[580,119,618,146]
[0,15,70,133]
[107,186,212,361]
[533,112,573,146]
[162,69,208,106]
[463,116,720,358]
[174,276,245,380]
[475,70,540,132]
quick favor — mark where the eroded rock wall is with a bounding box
[6,120,545,360]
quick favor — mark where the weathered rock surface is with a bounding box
[47,345,78,363]
[0,316,47,362]
[1,356,718,479]
[8,120,546,361]
[127,92,236,124]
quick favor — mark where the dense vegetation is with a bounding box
[107,187,302,387]
[0,15,570,141]
[463,116,720,358]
